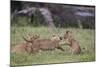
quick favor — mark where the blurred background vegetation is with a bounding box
[11,1,95,29]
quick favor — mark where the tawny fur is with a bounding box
[11,34,40,54]
[63,31,81,54]
[11,42,32,54]
[25,35,64,53]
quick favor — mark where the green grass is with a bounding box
[10,26,95,66]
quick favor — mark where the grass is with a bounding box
[10,26,95,66]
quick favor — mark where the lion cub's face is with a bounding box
[23,33,40,43]
[63,31,73,44]
[64,31,72,39]
[30,34,40,41]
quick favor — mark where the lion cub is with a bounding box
[11,34,39,54]
[63,31,81,54]
[24,34,64,53]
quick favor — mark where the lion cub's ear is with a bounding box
[66,31,72,37]
[66,31,69,34]
[52,34,56,37]
[59,36,62,40]
[66,31,72,34]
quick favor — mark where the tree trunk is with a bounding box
[39,8,55,27]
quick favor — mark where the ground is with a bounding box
[10,26,95,66]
